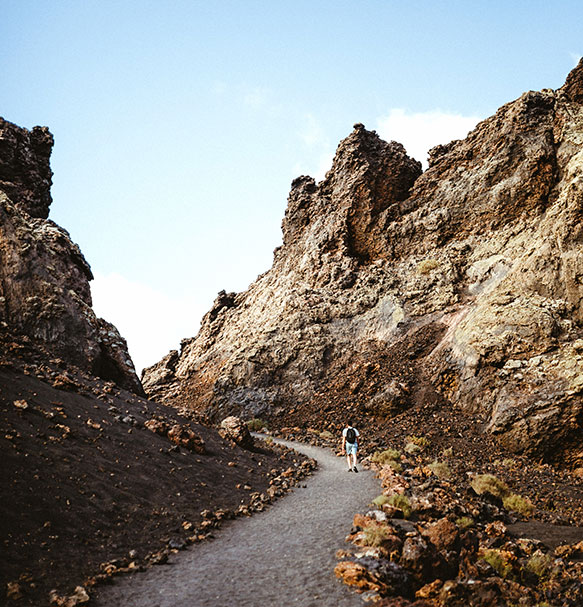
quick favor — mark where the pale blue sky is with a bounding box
[2,1,581,372]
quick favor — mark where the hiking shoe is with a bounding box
[347,468,353,472]
[353,467,358,473]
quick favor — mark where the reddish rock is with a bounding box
[218,416,254,449]
[420,518,459,552]
[167,424,206,454]
[144,418,169,435]
[335,560,382,593]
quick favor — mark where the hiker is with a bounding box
[342,422,360,472]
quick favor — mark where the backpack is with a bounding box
[346,427,356,444]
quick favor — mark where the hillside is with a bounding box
[144,60,583,471]
[0,118,312,606]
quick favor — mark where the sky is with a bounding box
[2,1,581,374]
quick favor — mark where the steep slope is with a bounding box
[0,118,314,605]
[144,62,583,467]
[0,117,142,394]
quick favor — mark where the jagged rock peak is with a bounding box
[0,118,144,395]
[560,57,583,103]
[282,124,422,261]
[143,63,583,468]
[0,117,54,219]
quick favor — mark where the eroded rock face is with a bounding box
[144,62,583,466]
[0,117,143,395]
[0,118,53,219]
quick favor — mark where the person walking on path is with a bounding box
[342,422,360,472]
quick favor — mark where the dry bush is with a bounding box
[417,259,439,274]
[388,494,412,518]
[503,493,534,517]
[471,474,509,498]
[428,460,452,480]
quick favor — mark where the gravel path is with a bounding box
[93,439,379,606]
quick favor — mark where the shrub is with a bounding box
[502,458,517,468]
[470,474,509,499]
[247,418,267,432]
[483,549,513,578]
[455,516,474,530]
[503,493,534,517]
[320,430,334,440]
[388,459,403,473]
[428,460,452,480]
[417,259,439,274]
[371,495,391,508]
[525,552,554,579]
[442,447,454,458]
[404,442,422,455]
[371,448,401,465]
[406,435,430,448]
[388,494,412,518]
[361,523,395,548]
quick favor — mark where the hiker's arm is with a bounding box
[341,436,346,452]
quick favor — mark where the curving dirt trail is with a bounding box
[93,439,379,606]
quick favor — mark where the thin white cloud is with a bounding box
[242,86,272,109]
[376,108,482,168]
[91,272,205,375]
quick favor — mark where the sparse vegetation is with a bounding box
[388,494,412,518]
[442,447,454,458]
[417,259,439,274]
[406,435,430,448]
[503,493,535,517]
[361,523,395,548]
[371,448,401,465]
[470,473,509,499]
[455,516,474,529]
[319,430,334,440]
[404,442,422,455]
[525,551,555,580]
[371,494,391,508]
[483,548,514,578]
[247,418,267,432]
[428,460,452,480]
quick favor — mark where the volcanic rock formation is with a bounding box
[144,62,583,466]
[0,117,143,394]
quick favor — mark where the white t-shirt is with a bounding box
[342,427,360,444]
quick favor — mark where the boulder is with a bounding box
[219,416,254,449]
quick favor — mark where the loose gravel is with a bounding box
[93,439,379,606]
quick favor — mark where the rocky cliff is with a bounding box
[0,117,143,394]
[144,62,583,466]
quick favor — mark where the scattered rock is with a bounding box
[167,424,206,454]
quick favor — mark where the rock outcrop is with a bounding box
[144,62,583,466]
[0,117,143,394]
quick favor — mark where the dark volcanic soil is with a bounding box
[0,365,312,606]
